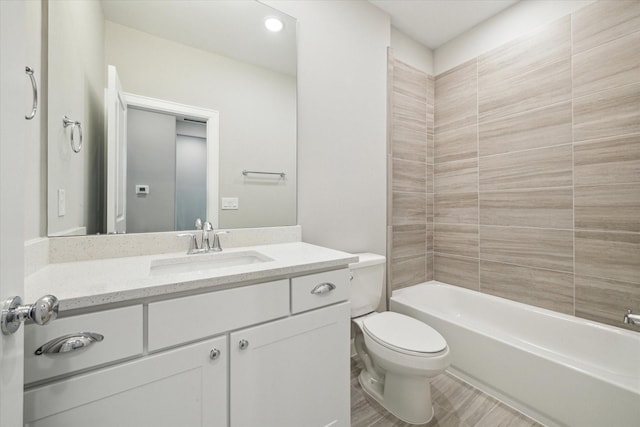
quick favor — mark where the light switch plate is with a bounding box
[57,189,66,217]
[221,197,239,210]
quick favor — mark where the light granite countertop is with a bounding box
[25,242,358,312]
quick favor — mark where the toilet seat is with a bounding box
[362,312,447,356]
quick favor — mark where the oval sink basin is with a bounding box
[150,251,273,275]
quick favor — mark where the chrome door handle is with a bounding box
[1,295,59,335]
[25,66,38,120]
[310,282,336,295]
[35,332,104,355]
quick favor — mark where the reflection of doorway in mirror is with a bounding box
[127,109,208,233]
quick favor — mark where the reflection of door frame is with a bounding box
[123,93,220,228]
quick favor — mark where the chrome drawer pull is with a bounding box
[310,282,336,295]
[35,332,104,355]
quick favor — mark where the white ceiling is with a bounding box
[101,0,297,76]
[369,0,520,49]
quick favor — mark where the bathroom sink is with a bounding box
[150,251,273,275]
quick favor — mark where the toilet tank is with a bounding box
[349,253,386,318]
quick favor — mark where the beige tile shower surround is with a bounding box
[390,0,640,331]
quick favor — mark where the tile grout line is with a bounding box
[476,57,481,292]
[571,13,577,317]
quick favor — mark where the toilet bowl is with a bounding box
[350,254,450,425]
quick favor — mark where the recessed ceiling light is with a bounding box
[264,17,284,32]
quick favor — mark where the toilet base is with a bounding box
[358,369,434,425]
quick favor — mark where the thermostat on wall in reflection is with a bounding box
[135,185,149,195]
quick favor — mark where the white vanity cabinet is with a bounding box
[23,268,351,427]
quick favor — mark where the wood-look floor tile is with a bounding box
[434,223,479,259]
[479,57,571,123]
[480,260,574,314]
[479,188,573,229]
[393,191,426,225]
[478,16,570,87]
[480,225,573,273]
[435,193,478,225]
[575,274,640,332]
[573,29,640,98]
[435,124,478,164]
[435,159,478,194]
[479,144,573,191]
[479,101,572,157]
[575,230,640,284]
[574,134,640,186]
[573,82,640,142]
[392,224,427,259]
[575,183,640,232]
[435,59,477,134]
[434,254,479,291]
[393,158,427,193]
[572,0,640,55]
[475,402,542,427]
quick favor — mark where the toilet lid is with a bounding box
[362,312,447,354]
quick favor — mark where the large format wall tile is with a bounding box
[479,58,571,123]
[573,30,640,98]
[392,224,426,259]
[435,254,479,290]
[435,159,478,194]
[575,184,640,232]
[392,158,426,193]
[573,82,640,142]
[573,134,640,186]
[479,188,573,229]
[480,260,573,314]
[575,230,640,284]
[572,0,640,55]
[479,144,573,191]
[391,255,426,289]
[479,225,573,273]
[434,223,479,258]
[478,17,570,89]
[435,124,478,163]
[393,126,427,162]
[435,192,478,224]
[575,274,640,331]
[435,59,477,134]
[393,62,428,99]
[479,102,572,157]
[393,191,426,225]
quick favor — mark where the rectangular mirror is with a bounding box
[47,0,297,236]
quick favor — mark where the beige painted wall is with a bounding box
[266,0,390,256]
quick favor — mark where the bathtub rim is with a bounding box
[390,281,640,395]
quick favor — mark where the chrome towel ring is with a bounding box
[62,115,83,153]
[25,66,38,120]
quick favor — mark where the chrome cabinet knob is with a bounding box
[239,339,249,350]
[1,295,59,335]
[210,348,221,360]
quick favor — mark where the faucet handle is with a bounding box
[211,231,229,252]
[203,221,213,232]
[178,233,200,254]
[195,218,203,230]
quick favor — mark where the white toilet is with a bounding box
[350,253,450,425]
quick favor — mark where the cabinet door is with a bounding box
[230,302,350,427]
[24,336,227,427]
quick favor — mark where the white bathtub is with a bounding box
[390,282,640,427]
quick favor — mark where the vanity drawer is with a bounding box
[148,279,289,351]
[24,305,143,385]
[291,269,350,314]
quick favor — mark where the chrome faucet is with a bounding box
[178,219,223,254]
[623,310,640,325]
